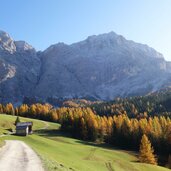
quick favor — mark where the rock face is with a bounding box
[0,30,171,104]
[0,31,40,104]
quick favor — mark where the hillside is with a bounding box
[0,114,46,135]
[0,114,170,171]
[1,30,171,104]
[88,88,171,118]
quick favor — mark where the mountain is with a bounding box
[0,30,171,104]
[0,31,40,104]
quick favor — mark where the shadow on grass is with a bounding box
[74,138,139,154]
[35,128,139,161]
[5,128,13,132]
[34,129,72,138]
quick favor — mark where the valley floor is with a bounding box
[0,114,170,171]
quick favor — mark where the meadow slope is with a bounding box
[0,114,170,171]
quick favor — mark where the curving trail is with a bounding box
[41,121,49,130]
[0,140,44,171]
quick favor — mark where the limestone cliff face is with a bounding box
[35,32,171,100]
[0,30,171,104]
[0,31,40,104]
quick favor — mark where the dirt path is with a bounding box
[41,121,49,130]
[0,140,44,171]
[105,162,115,171]
[84,148,97,160]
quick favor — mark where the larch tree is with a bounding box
[5,103,15,115]
[139,134,157,165]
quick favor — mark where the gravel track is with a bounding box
[0,140,44,171]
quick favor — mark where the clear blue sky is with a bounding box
[1,0,171,60]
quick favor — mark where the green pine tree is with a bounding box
[15,116,21,125]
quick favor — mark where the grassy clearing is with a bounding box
[0,114,59,135]
[0,114,170,171]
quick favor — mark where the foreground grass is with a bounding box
[0,114,170,171]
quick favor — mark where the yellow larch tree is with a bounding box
[139,134,157,165]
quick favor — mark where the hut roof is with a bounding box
[16,122,33,127]
[16,125,28,130]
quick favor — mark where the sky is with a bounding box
[1,0,171,60]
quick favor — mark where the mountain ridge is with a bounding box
[0,30,171,105]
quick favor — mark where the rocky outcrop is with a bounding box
[0,31,40,105]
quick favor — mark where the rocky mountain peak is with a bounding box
[76,31,120,47]
[14,41,35,52]
[43,42,69,55]
[0,30,16,53]
[86,31,118,41]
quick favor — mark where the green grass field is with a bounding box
[0,114,170,171]
[0,114,50,134]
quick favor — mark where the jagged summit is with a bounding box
[70,31,164,60]
[0,30,10,38]
[14,41,35,52]
[72,31,121,46]
[0,30,16,53]
[0,30,35,54]
[86,31,119,40]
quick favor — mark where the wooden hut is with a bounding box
[16,122,33,136]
